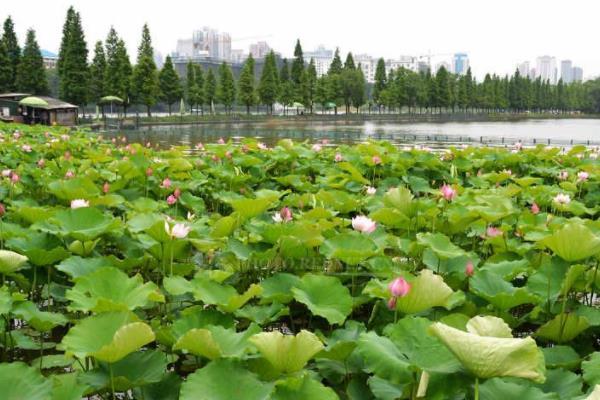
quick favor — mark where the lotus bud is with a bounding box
[465,260,475,277]
[352,215,377,234]
[167,195,177,205]
[388,277,411,297]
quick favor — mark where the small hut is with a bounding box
[0,93,30,122]
[18,96,79,126]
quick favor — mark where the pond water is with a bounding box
[110,118,600,149]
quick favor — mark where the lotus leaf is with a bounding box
[249,330,324,374]
[292,273,353,325]
[173,323,261,359]
[541,222,600,262]
[0,362,52,400]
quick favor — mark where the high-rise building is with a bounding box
[572,67,583,82]
[304,45,334,77]
[561,60,573,83]
[453,53,469,75]
[536,56,557,84]
[517,61,530,78]
[175,39,194,58]
[217,32,232,61]
[230,49,246,64]
[385,56,415,76]
[174,27,233,61]
[249,41,271,59]
[354,54,375,83]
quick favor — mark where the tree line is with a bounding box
[2,7,600,116]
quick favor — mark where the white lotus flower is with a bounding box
[70,199,89,209]
[165,221,191,239]
[553,193,571,205]
[366,186,377,195]
[351,215,376,233]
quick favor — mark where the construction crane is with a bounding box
[415,52,458,69]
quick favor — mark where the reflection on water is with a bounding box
[106,118,600,149]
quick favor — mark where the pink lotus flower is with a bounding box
[71,199,89,209]
[21,145,32,153]
[558,170,569,180]
[312,144,322,152]
[161,178,172,189]
[165,221,191,239]
[486,226,503,238]
[167,195,177,205]
[195,142,205,151]
[440,184,456,201]
[321,139,330,145]
[173,188,182,199]
[553,193,571,205]
[37,159,45,168]
[531,202,540,214]
[10,173,19,184]
[352,215,377,233]
[334,153,343,162]
[280,207,292,222]
[465,260,475,277]
[102,182,110,194]
[388,277,411,297]
[64,171,74,179]
[515,142,523,151]
[217,137,225,144]
[387,296,397,310]
[146,167,153,177]
[372,155,382,165]
[0,203,5,217]
[61,134,69,141]
[366,186,377,195]
[225,151,232,159]
[577,171,589,182]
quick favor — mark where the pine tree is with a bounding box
[328,49,343,75]
[238,54,256,114]
[104,28,129,103]
[373,58,387,112]
[216,62,236,114]
[301,58,317,112]
[158,55,182,115]
[193,64,205,114]
[0,42,12,92]
[1,17,20,91]
[258,50,279,114]
[344,52,355,70]
[204,68,216,114]
[16,29,48,95]
[57,7,89,108]
[89,41,106,104]
[351,68,366,113]
[131,24,159,116]
[279,58,294,113]
[185,61,200,113]
[290,39,304,101]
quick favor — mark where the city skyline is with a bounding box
[2,0,598,81]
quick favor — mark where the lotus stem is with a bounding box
[474,377,479,400]
[109,363,116,400]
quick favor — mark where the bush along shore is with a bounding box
[0,123,600,399]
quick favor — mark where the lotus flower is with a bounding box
[0,203,5,217]
[388,277,411,297]
[366,186,377,195]
[387,296,397,310]
[161,178,171,189]
[531,202,540,214]
[372,155,382,165]
[173,188,181,199]
[465,260,475,277]
[272,212,283,223]
[486,226,503,238]
[577,171,589,182]
[258,142,267,150]
[2,169,11,177]
[440,184,456,201]
[312,144,322,152]
[217,137,225,144]
[279,206,293,222]
[102,182,110,194]
[558,170,569,180]
[352,216,376,233]
[334,153,343,162]
[553,193,571,205]
[71,199,89,209]
[146,167,153,177]
[65,171,74,179]
[10,173,19,184]
[195,142,205,150]
[37,159,45,168]
[21,144,32,152]
[165,222,191,239]
[167,195,177,205]
[321,139,330,145]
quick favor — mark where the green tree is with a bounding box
[301,58,317,112]
[0,41,11,92]
[344,52,355,70]
[258,50,279,114]
[204,68,216,114]
[328,48,343,74]
[89,41,106,104]
[279,58,294,113]
[193,64,205,114]
[1,16,20,91]
[16,29,48,95]
[315,75,330,112]
[372,58,387,112]
[435,66,450,112]
[185,62,202,114]
[351,68,366,112]
[158,55,182,115]
[57,6,89,109]
[237,54,256,114]
[131,24,159,116]
[216,62,236,114]
[290,39,304,100]
[104,28,132,113]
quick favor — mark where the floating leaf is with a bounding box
[417,232,467,259]
[541,223,600,262]
[320,232,378,265]
[292,274,353,325]
[536,314,590,343]
[0,362,52,400]
[394,270,456,314]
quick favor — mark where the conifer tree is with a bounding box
[193,64,205,114]
[238,54,256,114]
[57,6,89,108]
[344,52,355,70]
[279,58,294,113]
[258,50,279,114]
[158,55,182,115]
[301,58,317,112]
[217,62,236,114]
[204,68,216,114]
[185,61,199,113]
[373,58,387,112]
[0,42,12,92]
[131,24,159,116]
[104,28,130,105]
[290,39,304,101]
[89,41,106,104]
[16,29,48,95]
[1,17,20,91]
[328,48,343,75]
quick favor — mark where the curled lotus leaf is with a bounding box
[540,222,600,262]
[0,250,28,274]
[249,330,324,374]
[394,269,456,314]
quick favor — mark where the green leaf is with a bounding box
[542,346,581,370]
[479,378,559,400]
[272,374,339,400]
[12,301,68,332]
[429,320,546,383]
[394,270,456,314]
[174,324,261,360]
[51,373,88,400]
[536,368,583,400]
[320,232,378,265]
[179,359,273,400]
[0,250,28,274]
[470,269,540,310]
[55,256,108,279]
[355,331,414,384]
[417,232,467,260]
[583,352,600,387]
[0,362,52,400]
[541,222,600,262]
[249,330,324,374]
[259,273,300,304]
[0,286,13,314]
[66,267,164,313]
[189,276,262,312]
[466,315,512,338]
[47,177,100,200]
[292,274,353,325]
[536,314,590,343]
[60,311,155,363]
[34,207,121,241]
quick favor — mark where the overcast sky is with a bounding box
[2,0,598,80]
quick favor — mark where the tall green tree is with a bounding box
[0,42,11,92]
[16,29,48,95]
[344,52,355,70]
[279,58,294,113]
[89,41,106,104]
[204,68,216,114]
[290,39,304,101]
[185,62,203,114]
[158,55,182,115]
[1,17,20,91]
[258,50,279,114]
[216,62,236,114]
[301,58,317,113]
[351,68,366,113]
[372,58,387,113]
[131,24,159,116]
[237,54,256,114]
[435,66,450,112]
[57,6,89,108]
[193,64,205,114]
[104,28,132,112]
[328,48,343,75]
[327,49,344,114]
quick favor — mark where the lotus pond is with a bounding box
[1,123,600,399]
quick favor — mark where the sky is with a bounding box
[2,0,598,80]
